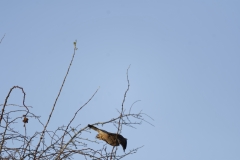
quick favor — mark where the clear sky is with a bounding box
[1,1,240,160]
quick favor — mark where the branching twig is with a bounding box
[55,87,100,159]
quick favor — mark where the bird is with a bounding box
[88,124,127,152]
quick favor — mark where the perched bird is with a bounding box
[88,124,127,151]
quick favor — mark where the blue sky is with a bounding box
[1,1,240,159]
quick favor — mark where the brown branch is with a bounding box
[0,86,29,125]
[0,86,30,158]
[118,65,131,134]
[110,65,131,160]
[34,44,78,159]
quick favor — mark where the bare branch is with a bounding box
[34,44,78,159]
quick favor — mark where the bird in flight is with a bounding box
[88,124,127,152]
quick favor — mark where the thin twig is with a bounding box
[34,44,78,159]
[110,65,131,160]
[0,34,5,44]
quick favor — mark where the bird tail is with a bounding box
[88,124,99,131]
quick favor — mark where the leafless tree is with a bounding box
[0,40,153,160]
